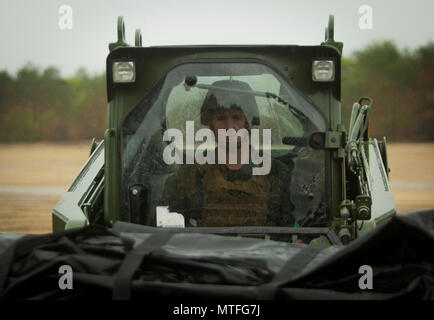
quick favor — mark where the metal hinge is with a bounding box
[326,126,346,159]
[325,131,343,149]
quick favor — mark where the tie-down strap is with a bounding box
[112,232,174,299]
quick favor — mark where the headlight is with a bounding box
[312,60,335,82]
[113,61,135,83]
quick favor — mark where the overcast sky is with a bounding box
[1,0,433,76]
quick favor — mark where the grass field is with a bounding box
[0,142,433,234]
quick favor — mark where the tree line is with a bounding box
[341,41,434,141]
[0,40,433,142]
[0,66,106,141]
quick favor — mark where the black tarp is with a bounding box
[0,209,433,300]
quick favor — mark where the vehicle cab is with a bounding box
[52,15,396,245]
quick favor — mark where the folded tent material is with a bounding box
[0,209,433,299]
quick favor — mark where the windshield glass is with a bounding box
[121,62,329,228]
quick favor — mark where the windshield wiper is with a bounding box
[184,75,306,121]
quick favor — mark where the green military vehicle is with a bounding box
[3,15,432,301]
[52,15,396,245]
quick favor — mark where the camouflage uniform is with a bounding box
[160,158,295,227]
